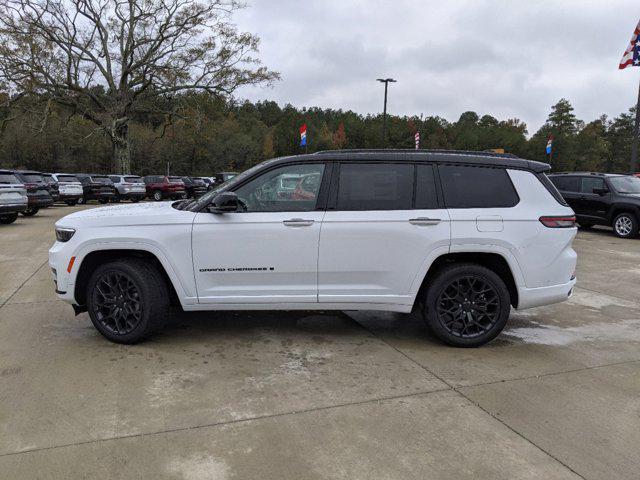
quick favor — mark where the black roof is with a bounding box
[268,149,551,173]
[11,170,43,175]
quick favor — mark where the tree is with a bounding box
[0,0,278,173]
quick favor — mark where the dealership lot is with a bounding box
[1,206,639,479]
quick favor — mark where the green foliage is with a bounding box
[0,95,636,174]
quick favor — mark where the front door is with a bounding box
[579,176,609,222]
[318,162,450,307]
[192,163,327,304]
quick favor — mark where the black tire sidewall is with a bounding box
[21,208,38,216]
[613,213,639,238]
[0,213,18,224]
[86,259,168,344]
[425,264,511,347]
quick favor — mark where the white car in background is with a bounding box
[0,169,27,224]
[52,173,84,206]
[49,150,578,347]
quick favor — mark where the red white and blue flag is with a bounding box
[619,19,640,69]
[414,131,420,150]
[546,135,553,155]
[299,124,307,147]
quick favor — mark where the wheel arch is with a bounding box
[74,249,182,309]
[609,204,640,223]
[413,252,520,311]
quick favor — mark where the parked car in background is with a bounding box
[41,173,60,202]
[549,172,640,238]
[143,175,186,201]
[195,177,215,190]
[12,170,54,216]
[50,149,577,346]
[182,176,208,198]
[0,169,27,224]
[212,172,237,186]
[52,174,84,205]
[109,175,146,202]
[76,174,117,204]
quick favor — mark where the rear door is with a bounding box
[318,162,450,307]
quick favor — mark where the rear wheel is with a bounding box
[153,190,163,201]
[612,212,638,239]
[424,264,510,347]
[21,207,39,216]
[0,213,18,224]
[77,197,86,205]
[86,258,169,344]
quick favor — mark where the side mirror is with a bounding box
[593,187,609,196]
[208,191,239,213]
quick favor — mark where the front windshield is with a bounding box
[609,176,640,194]
[184,159,278,211]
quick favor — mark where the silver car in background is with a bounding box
[0,170,28,224]
[109,175,147,202]
[52,173,84,206]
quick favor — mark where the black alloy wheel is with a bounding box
[0,213,18,224]
[91,271,143,336]
[424,264,510,347]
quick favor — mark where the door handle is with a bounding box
[409,217,442,226]
[283,218,315,227]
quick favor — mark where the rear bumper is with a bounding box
[516,277,577,310]
[0,203,27,213]
[28,196,54,208]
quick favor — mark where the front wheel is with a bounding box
[613,212,639,239]
[424,264,511,347]
[21,207,39,217]
[86,258,169,344]
[0,213,18,224]
[152,190,163,201]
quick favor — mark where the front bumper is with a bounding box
[516,277,577,310]
[49,242,77,304]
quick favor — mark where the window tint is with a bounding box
[580,177,604,194]
[337,163,413,211]
[415,165,438,209]
[234,163,325,212]
[550,176,580,192]
[124,176,142,183]
[57,175,79,182]
[109,175,121,182]
[0,173,19,184]
[23,174,43,183]
[439,165,518,208]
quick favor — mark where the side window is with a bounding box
[109,176,120,183]
[234,163,325,212]
[580,177,604,194]
[415,164,438,209]
[337,163,413,210]
[551,176,580,192]
[439,165,519,208]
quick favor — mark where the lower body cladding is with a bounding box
[0,203,27,214]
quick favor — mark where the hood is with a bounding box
[56,201,196,228]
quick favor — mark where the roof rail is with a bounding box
[314,148,519,159]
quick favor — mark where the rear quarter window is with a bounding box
[439,165,519,208]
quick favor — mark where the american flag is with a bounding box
[619,19,640,69]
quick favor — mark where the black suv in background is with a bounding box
[549,172,640,238]
[76,174,117,204]
[12,170,54,216]
[181,176,208,198]
[41,173,60,202]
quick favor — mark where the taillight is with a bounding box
[539,215,576,228]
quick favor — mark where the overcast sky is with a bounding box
[234,0,640,134]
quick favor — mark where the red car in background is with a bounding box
[143,175,186,201]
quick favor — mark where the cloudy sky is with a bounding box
[234,0,640,134]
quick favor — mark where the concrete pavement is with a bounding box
[0,205,639,479]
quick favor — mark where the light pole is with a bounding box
[377,78,396,145]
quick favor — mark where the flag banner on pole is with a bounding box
[299,124,307,147]
[414,131,420,150]
[620,19,640,69]
[546,135,553,155]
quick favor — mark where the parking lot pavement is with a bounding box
[0,208,638,479]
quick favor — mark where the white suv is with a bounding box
[49,150,577,347]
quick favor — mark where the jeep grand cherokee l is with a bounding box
[52,174,84,205]
[50,150,577,346]
[109,175,146,202]
[76,174,117,204]
[549,172,640,238]
[0,170,27,224]
[12,170,54,216]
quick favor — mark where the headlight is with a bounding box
[55,227,76,242]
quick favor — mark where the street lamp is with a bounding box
[377,78,397,145]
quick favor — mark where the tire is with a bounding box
[423,263,511,347]
[86,258,169,344]
[577,222,594,230]
[113,193,121,203]
[131,197,140,203]
[21,207,39,216]
[612,212,639,239]
[77,197,86,205]
[65,200,78,206]
[0,213,18,224]
[152,190,163,201]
